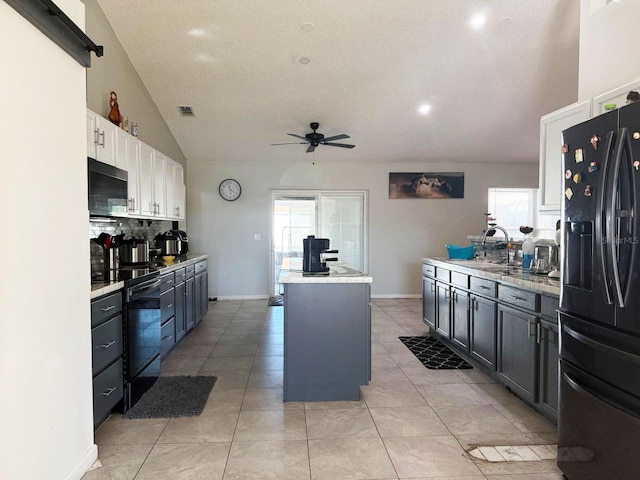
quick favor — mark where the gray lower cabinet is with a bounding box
[451,288,470,351]
[469,294,497,370]
[194,260,209,325]
[90,291,124,429]
[174,280,186,342]
[436,283,451,338]
[497,303,539,404]
[160,272,176,359]
[539,319,559,419]
[422,276,436,329]
[186,276,195,332]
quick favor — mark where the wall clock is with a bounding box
[219,178,242,201]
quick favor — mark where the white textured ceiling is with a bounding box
[96,0,580,164]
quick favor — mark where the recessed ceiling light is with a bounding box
[470,13,487,30]
[418,104,431,116]
[299,57,311,65]
[301,22,315,32]
[497,16,512,27]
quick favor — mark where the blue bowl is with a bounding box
[446,244,476,260]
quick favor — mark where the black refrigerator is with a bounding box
[558,100,640,479]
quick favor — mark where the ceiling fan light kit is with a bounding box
[271,122,355,153]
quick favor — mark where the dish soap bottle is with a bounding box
[522,233,535,271]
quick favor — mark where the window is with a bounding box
[487,188,557,240]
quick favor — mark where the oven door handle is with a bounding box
[129,278,162,296]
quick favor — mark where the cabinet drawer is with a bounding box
[160,272,175,292]
[91,315,123,376]
[499,285,540,312]
[470,277,497,298]
[91,292,123,327]
[541,295,559,321]
[161,317,175,358]
[186,264,196,278]
[422,264,435,277]
[436,267,450,282]
[174,267,186,284]
[93,357,123,427]
[451,272,469,288]
[195,260,207,275]
[161,288,175,323]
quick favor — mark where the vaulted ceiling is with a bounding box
[96,0,580,164]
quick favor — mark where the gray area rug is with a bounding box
[124,376,217,419]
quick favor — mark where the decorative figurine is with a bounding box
[108,91,122,127]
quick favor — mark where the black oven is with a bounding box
[123,272,162,411]
[88,157,128,217]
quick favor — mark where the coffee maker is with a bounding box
[302,235,338,274]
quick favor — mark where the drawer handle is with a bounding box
[166,303,173,309]
[512,295,528,302]
[162,335,174,342]
[100,340,116,349]
[100,305,116,312]
[479,286,491,290]
[101,387,117,397]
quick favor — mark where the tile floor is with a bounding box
[84,298,562,480]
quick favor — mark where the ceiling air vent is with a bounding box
[178,105,195,117]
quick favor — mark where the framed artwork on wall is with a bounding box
[388,172,465,199]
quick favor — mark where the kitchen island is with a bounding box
[279,265,373,402]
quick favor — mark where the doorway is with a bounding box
[270,190,368,295]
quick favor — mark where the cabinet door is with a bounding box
[539,100,591,212]
[185,277,195,332]
[126,137,141,215]
[451,288,469,351]
[539,320,559,420]
[175,164,185,220]
[175,281,186,342]
[592,78,640,116]
[422,276,436,329]
[470,295,497,370]
[95,115,117,166]
[87,110,98,160]
[497,304,539,403]
[139,142,155,216]
[165,159,176,219]
[114,128,129,171]
[153,151,166,217]
[436,283,451,338]
[195,272,208,324]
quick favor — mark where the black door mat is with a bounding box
[268,295,284,306]
[399,336,473,370]
[124,376,217,419]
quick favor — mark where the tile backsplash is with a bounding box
[90,218,173,243]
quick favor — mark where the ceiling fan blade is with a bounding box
[322,134,350,142]
[287,133,308,141]
[324,142,356,149]
[306,144,316,153]
[271,142,307,145]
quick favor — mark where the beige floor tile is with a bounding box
[202,355,255,372]
[242,387,304,411]
[402,477,485,480]
[474,459,562,476]
[256,343,284,356]
[369,406,449,437]
[361,384,428,408]
[94,415,169,446]
[417,383,490,407]
[204,370,250,389]
[454,433,533,450]
[259,334,284,345]
[135,443,230,480]
[384,436,483,478]
[305,408,379,439]
[304,399,367,410]
[81,444,152,480]
[160,356,208,375]
[223,440,310,480]
[434,405,520,435]
[455,370,497,384]
[234,410,307,441]
[484,474,564,480]
[217,334,261,346]
[202,388,245,412]
[371,366,411,384]
[469,383,523,405]
[251,355,283,371]
[157,411,239,443]
[402,367,468,385]
[211,344,258,357]
[308,437,397,480]
[525,432,558,445]
[168,343,216,358]
[492,404,557,433]
[247,369,283,388]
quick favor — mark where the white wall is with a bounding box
[0,2,96,479]
[188,160,538,298]
[578,0,640,100]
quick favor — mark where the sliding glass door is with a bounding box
[271,190,367,295]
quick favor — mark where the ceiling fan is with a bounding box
[271,122,355,153]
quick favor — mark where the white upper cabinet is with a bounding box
[124,133,141,215]
[539,101,591,212]
[153,151,166,217]
[165,158,185,220]
[592,78,640,117]
[87,110,117,166]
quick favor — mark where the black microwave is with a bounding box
[88,158,128,217]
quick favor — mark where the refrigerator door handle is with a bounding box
[563,323,640,365]
[598,130,616,305]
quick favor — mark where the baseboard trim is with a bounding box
[371,294,421,299]
[65,443,98,480]
[215,295,270,301]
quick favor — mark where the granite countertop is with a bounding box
[90,253,209,300]
[279,264,373,284]
[423,257,560,296]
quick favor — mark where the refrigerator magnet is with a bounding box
[633,132,640,140]
[590,135,599,149]
[584,185,592,197]
[565,187,574,200]
[588,161,599,173]
[634,160,640,171]
[565,169,572,179]
[575,149,584,163]
[573,173,582,184]
[562,144,569,153]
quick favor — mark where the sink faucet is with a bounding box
[480,225,511,262]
